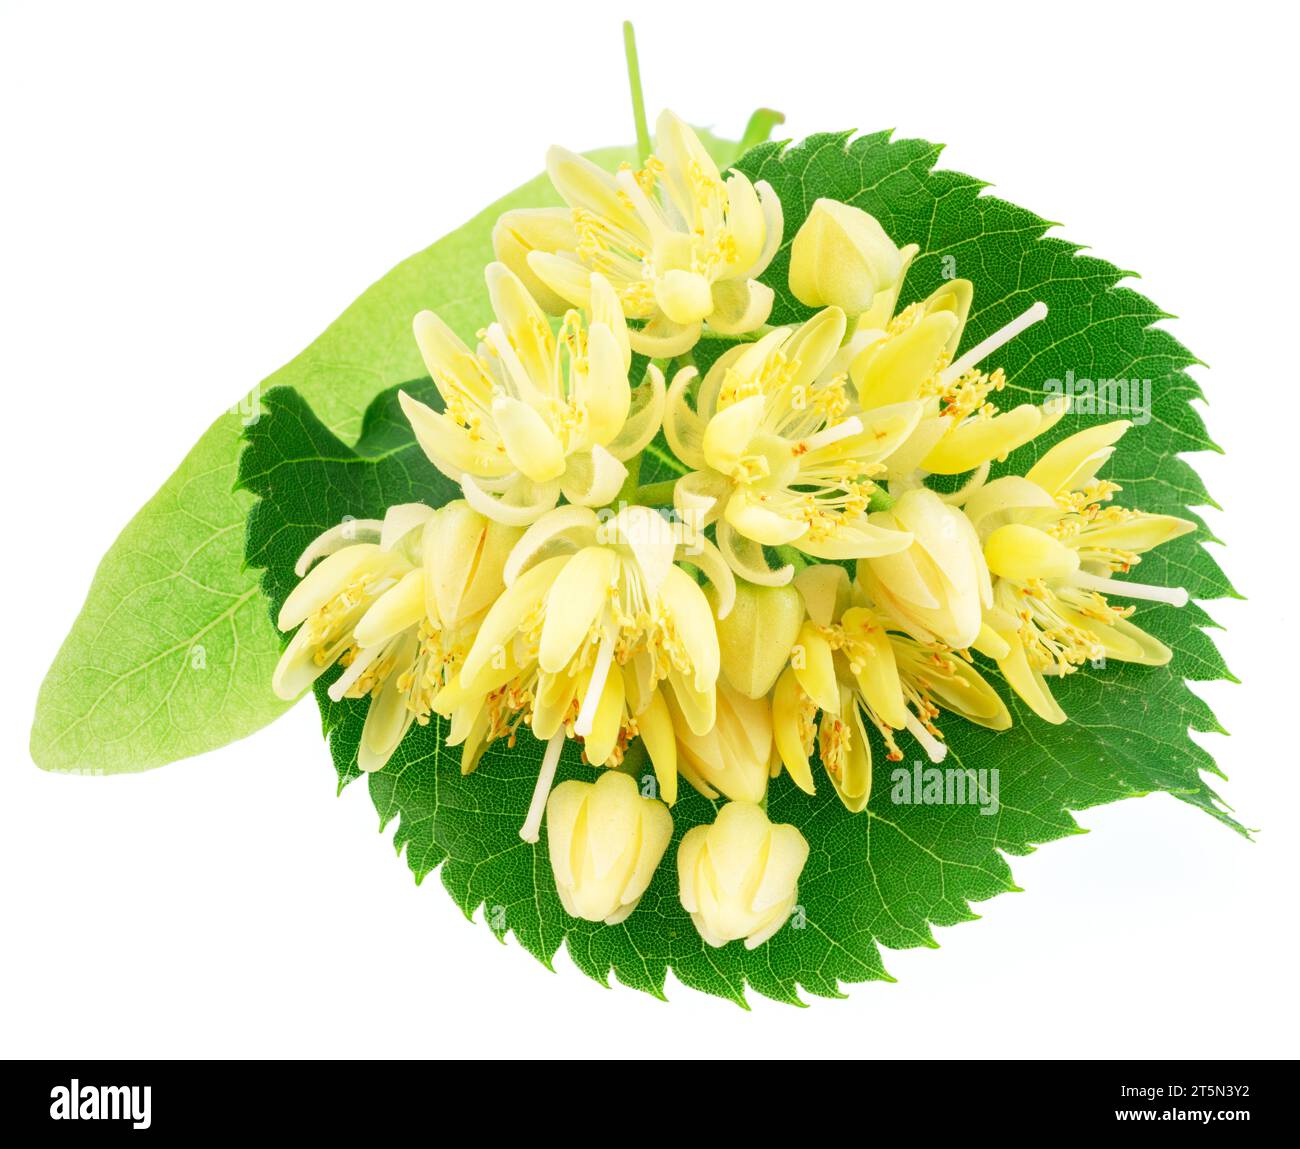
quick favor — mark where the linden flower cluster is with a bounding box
[272,114,1194,949]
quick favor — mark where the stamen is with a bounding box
[940,301,1048,386]
[520,730,566,844]
[904,711,948,763]
[1072,571,1189,607]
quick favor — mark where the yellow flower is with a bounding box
[788,198,917,318]
[273,501,518,772]
[399,262,664,526]
[666,307,922,585]
[678,801,809,949]
[961,421,1195,723]
[546,771,673,925]
[451,504,734,839]
[828,273,1064,484]
[772,564,1009,811]
[499,111,782,357]
[858,487,992,650]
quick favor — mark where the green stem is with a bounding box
[738,107,786,154]
[631,479,678,507]
[623,22,651,164]
[615,450,643,507]
[774,545,808,573]
[868,486,896,513]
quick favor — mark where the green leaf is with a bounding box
[29,145,644,774]
[242,129,1241,1006]
[29,118,760,776]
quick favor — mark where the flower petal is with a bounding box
[538,547,617,674]
[658,564,721,692]
[716,521,794,586]
[996,633,1069,725]
[277,544,389,632]
[793,563,851,627]
[354,569,426,648]
[752,823,810,914]
[399,389,510,479]
[559,445,628,508]
[628,312,700,358]
[485,261,555,388]
[1079,513,1196,554]
[852,311,959,408]
[587,271,631,370]
[526,250,593,310]
[271,626,328,700]
[503,505,600,585]
[460,473,560,527]
[792,621,839,715]
[721,171,767,274]
[491,396,566,482]
[582,660,626,768]
[922,403,1048,475]
[664,366,708,470]
[491,208,580,315]
[985,524,1081,581]
[578,321,632,446]
[702,394,766,476]
[828,704,873,812]
[840,608,909,729]
[797,518,914,560]
[638,686,678,805]
[1025,420,1130,495]
[772,668,816,794]
[412,310,495,407]
[461,555,569,686]
[706,277,774,336]
[546,145,640,230]
[724,485,809,547]
[608,363,666,462]
[294,518,382,577]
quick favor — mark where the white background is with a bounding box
[2,0,1295,1060]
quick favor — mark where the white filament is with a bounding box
[520,731,566,844]
[801,415,864,453]
[904,712,948,763]
[574,632,615,738]
[327,642,384,702]
[940,300,1049,386]
[1073,571,1189,607]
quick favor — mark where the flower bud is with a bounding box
[789,198,906,316]
[678,802,809,949]
[545,772,673,925]
[709,579,804,699]
[668,681,772,804]
[859,488,991,649]
[422,500,520,626]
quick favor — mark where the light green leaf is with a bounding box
[242,130,1239,1005]
[28,144,646,774]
